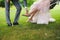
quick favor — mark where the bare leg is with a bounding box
[27,9,38,22]
[23,8,38,17]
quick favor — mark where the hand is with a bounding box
[25,7,29,14]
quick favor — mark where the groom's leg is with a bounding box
[5,0,12,26]
[12,0,22,25]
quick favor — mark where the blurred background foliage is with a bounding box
[0,0,35,7]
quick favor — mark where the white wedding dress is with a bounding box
[29,0,55,24]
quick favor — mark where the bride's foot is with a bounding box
[29,20,36,23]
[26,18,33,22]
[26,19,33,22]
[22,14,30,17]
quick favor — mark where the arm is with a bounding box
[23,0,27,7]
[23,0,29,14]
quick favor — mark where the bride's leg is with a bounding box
[27,9,38,22]
[23,8,38,17]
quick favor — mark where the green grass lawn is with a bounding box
[0,5,60,40]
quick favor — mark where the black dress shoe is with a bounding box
[7,23,12,26]
[13,22,19,25]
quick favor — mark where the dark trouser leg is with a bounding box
[5,0,11,24]
[12,0,22,23]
